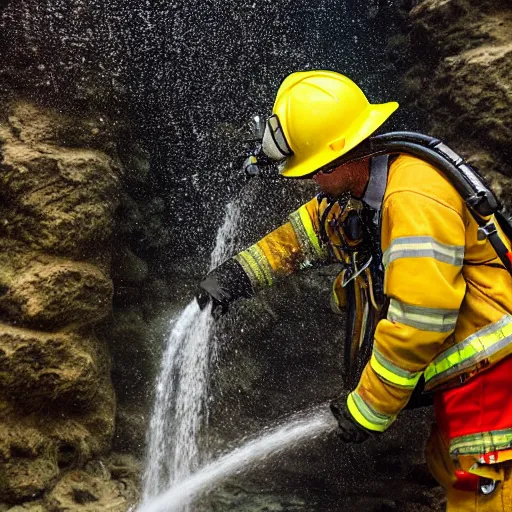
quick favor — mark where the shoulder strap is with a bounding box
[342,132,512,277]
[362,155,389,216]
[472,210,512,274]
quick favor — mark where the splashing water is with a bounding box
[142,202,240,500]
[138,405,335,512]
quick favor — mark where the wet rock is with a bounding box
[1,102,116,153]
[0,373,115,501]
[0,408,113,502]
[0,325,104,410]
[45,470,138,512]
[114,192,172,257]
[106,453,141,482]
[5,503,47,512]
[0,102,120,260]
[72,488,99,504]
[0,258,112,329]
[403,0,512,194]
[112,247,149,286]
[113,404,148,457]
[101,308,160,403]
[117,142,150,190]
[0,457,59,502]
[0,98,120,506]
[196,483,307,511]
[84,459,111,481]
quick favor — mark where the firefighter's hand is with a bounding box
[195,259,254,314]
[195,274,232,313]
[330,396,371,444]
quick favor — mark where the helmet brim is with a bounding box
[280,101,399,178]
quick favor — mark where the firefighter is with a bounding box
[196,70,512,511]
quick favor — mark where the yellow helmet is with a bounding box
[262,70,399,178]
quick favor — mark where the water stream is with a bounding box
[142,202,240,500]
[138,406,335,512]
[141,202,336,511]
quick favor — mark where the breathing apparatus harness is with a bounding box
[246,130,512,277]
[244,129,512,389]
[336,131,512,276]
[315,156,389,388]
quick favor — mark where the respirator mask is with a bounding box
[241,114,292,178]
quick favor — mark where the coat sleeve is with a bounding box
[347,189,467,432]
[233,195,328,291]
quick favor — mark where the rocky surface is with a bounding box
[401,0,512,199]
[0,1,194,506]
[0,99,139,508]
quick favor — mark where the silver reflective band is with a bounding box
[371,347,423,389]
[480,479,498,496]
[383,236,464,268]
[261,115,293,161]
[387,298,459,333]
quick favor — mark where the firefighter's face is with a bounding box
[313,158,371,198]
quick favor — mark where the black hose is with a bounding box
[372,131,441,147]
[371,140,476,201]
[369,139,499,216]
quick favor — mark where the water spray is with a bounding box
[141,202,241,500]
[138,405,336,512]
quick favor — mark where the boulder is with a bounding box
[404,0,512,191]
[0,258,112,330]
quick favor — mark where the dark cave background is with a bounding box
[0,0,421,264]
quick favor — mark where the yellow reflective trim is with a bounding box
[234,246,273,290]
[297,205,324,258]
[347,391,395,433]
[370,351,422,389]
[425,315,512,385]
[450,428,512,457]
[234,252,263,289]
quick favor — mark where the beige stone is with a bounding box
[0,325,104,408]
[0,258,112,329]
[0,100,119,504]
[45,470,138,512]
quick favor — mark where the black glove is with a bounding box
[196,259,253,313]
[330,395,371,444]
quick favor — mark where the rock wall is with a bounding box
[0,1,165,508]
[0,102,138,509]
[401,0,512,197]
